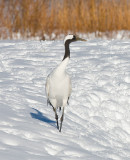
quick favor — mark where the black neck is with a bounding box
[63,41,70,61]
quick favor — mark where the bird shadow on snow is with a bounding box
[30,108,56,128]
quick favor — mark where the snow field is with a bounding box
[0,39,130,160]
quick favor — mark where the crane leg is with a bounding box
[53,107,59,130]
[59,107,64,132]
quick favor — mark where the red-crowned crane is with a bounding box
[45,35,86,132]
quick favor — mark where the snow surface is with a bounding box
[0,39,130,160]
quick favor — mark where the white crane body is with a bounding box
[46,57,71,109]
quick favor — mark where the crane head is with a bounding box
[64,34,86,45]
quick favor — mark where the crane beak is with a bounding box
[76,36,87,41]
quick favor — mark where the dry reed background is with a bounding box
[0,0,130,39]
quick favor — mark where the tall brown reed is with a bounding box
[0,0,130,39]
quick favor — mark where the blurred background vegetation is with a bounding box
[0,0,130,39]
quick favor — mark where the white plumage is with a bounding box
[46,57,71,108]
